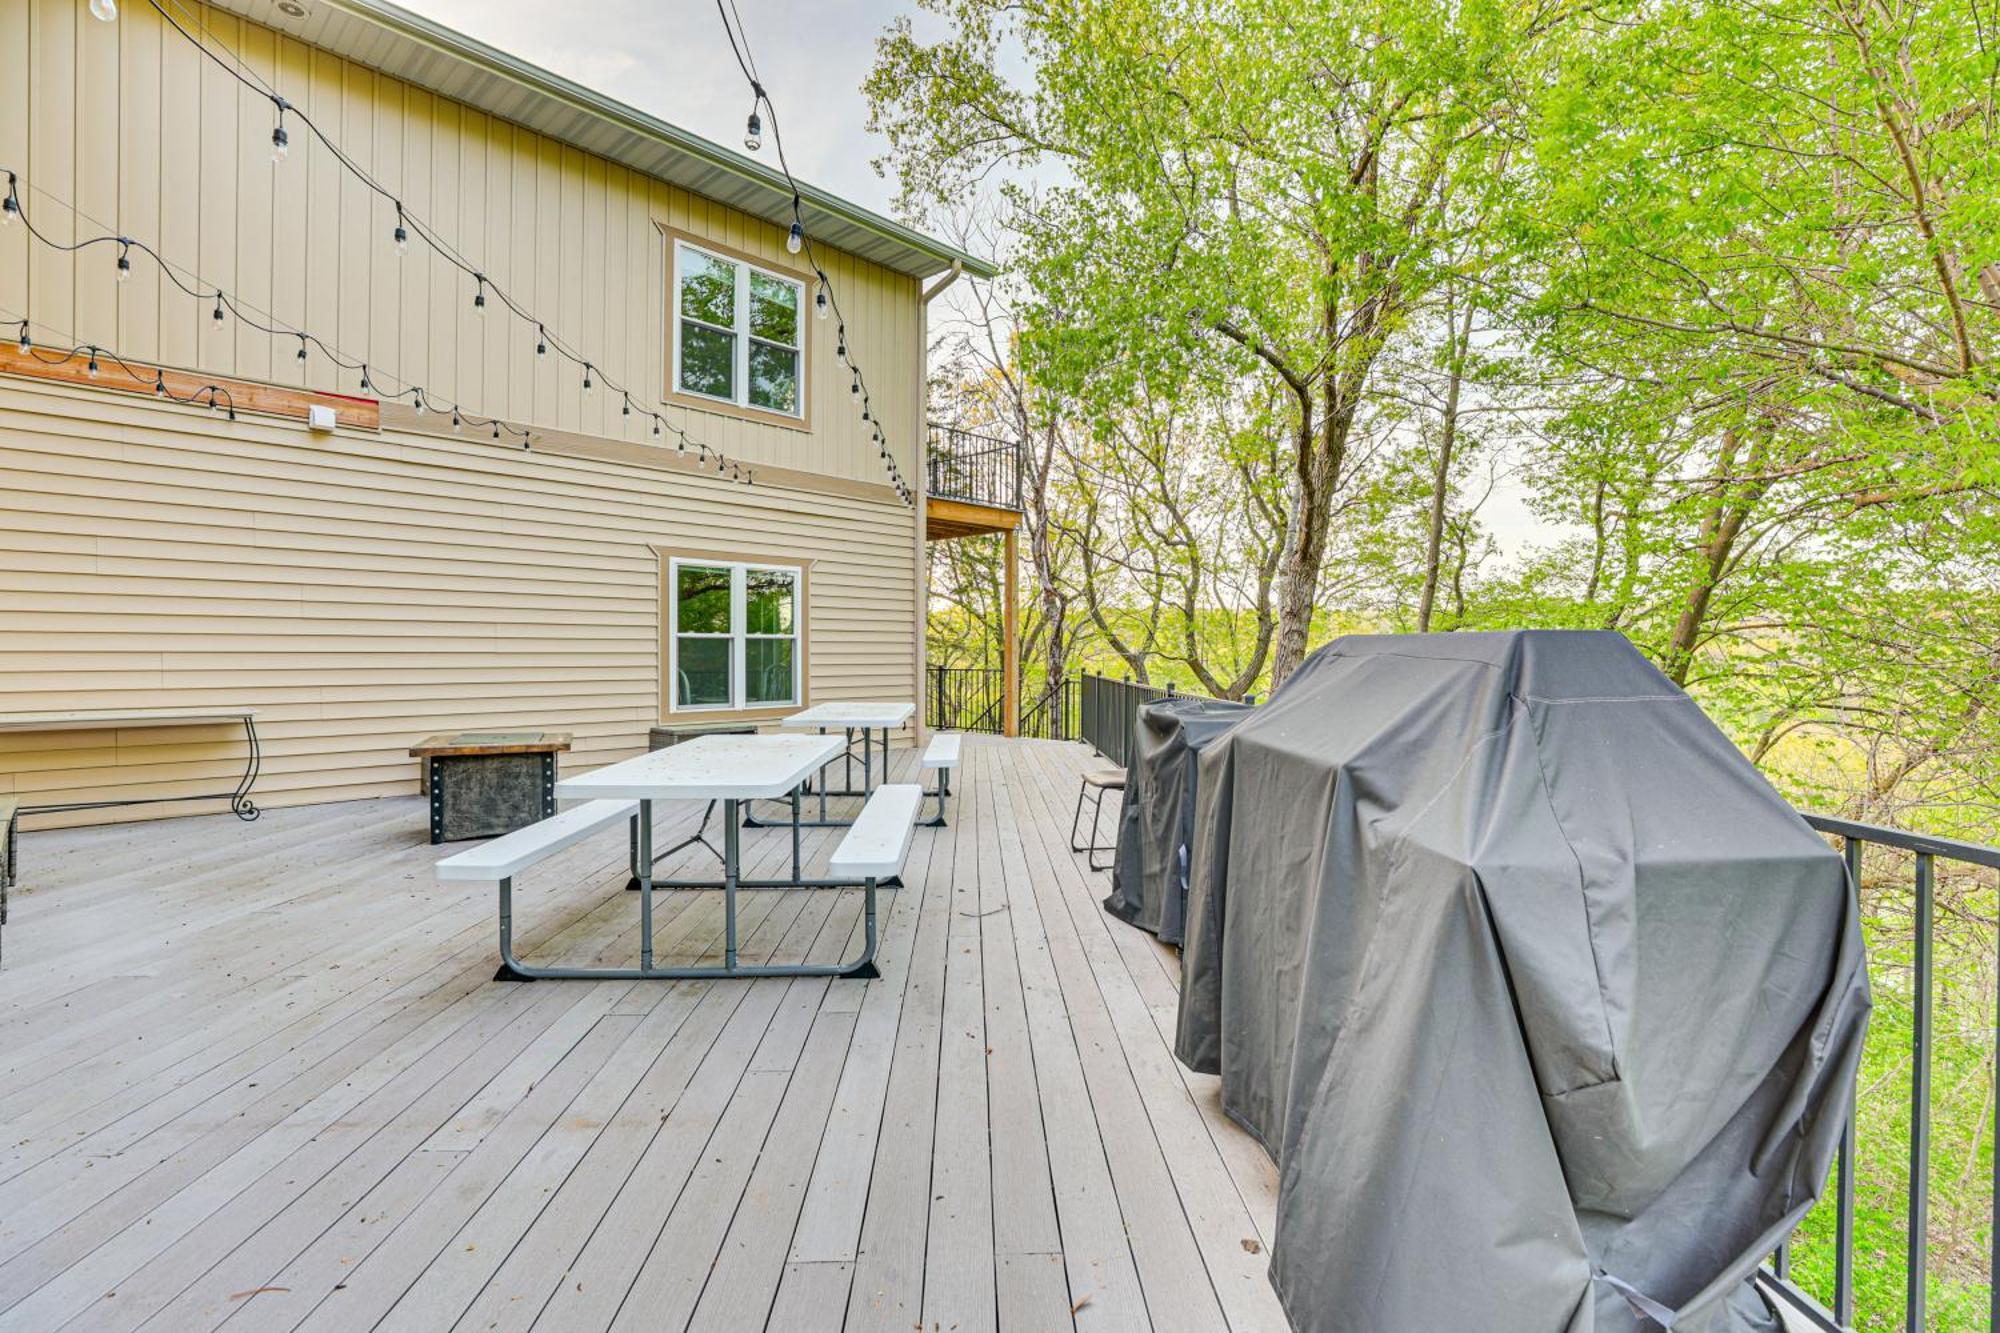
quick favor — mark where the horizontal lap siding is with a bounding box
[0,378,918,826]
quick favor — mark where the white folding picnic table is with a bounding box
[759,700,917,827]
[553,732,862,979]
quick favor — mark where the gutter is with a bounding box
[922,260,967,305]
[306,0,1000,282]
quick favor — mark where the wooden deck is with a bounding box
[0,737,1286,1333]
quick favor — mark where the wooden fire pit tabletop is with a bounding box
[408,730,573,758]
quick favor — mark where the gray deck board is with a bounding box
[0,738,1284,1333]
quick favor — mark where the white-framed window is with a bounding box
[668,557,802,712]
[672,238,805,418]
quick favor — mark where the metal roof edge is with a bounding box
[306,0,998,280]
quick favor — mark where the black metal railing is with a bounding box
[1079,672,1176,767]
[931,664,1006,735]
[928,665,1079,740]
[1020,675,1079,740]
[1762,815,2000,1333]
[1072,670,2000,1332]
[927,424,1026,511]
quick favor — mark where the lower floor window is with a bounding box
[669,558,802,711]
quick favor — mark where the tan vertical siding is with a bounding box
[0,377,918,826]
[0,0,924,485]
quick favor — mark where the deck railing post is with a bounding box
[1837,835,1860,1327]
[1906,851,1933,1333]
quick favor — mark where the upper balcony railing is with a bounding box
[927,424,1026,512]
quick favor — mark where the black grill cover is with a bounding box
[1104,695,1255,945]
[1174,630,1869,1333]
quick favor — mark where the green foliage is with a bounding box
[887,0,2000,1322]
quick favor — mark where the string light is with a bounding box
[715,1,911,503]
[115,239,132,282]
[296,334,308,363]
[86,345,99,377]
[472,274,486,314]
[271,99,290,163]
[89,0,117,20]
[744,104,763,152]
[15,320,28,352]
[6,4,768,492]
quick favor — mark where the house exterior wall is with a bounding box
[0,376,917,824]
[0,0,927,824]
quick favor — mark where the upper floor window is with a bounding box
[672,238,805,420]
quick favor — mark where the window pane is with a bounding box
[746,638,794,705]
[676,636,731,707]
[676,564,732,633]
[680,323,735,399]
[680,249,736,327]
[749,272,798,346]
[745,568,795,634]
[748,342,799,414]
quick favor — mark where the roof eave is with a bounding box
[239,0,999,281]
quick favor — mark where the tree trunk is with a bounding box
[1270,386,1332,687]
[1417,298,1476,632]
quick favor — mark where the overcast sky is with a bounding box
[402,0,913,218]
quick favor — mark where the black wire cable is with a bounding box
[0,169,751,482]
[138,0,756,486]
[3,308,239,418]
[714,0,914,503]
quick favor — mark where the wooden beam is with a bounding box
[0,344,380,429]
[925,495,1020,541]
[1003,524,1020,738]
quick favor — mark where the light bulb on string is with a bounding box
[744,108,762,152]
[271,118,289,164]
[115,239,131,283]
[295,335,307,363]
[359,364,373,393]
[491,422,501,441]
[452,407,462,432]
[85,346,99,377]
[392,204,409,257]
[153,369,167,397]
[581,364,593,391]
[814,283,828,320]
[472,275,487,315]
[621,394,631,417]
[89,0,117,20]
[15,321,28,352]
[536,326,547,356]
[786,221,803,255]
[1,174,18,226]
[211,294,225,327]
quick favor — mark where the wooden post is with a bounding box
[1003,524,1020,737]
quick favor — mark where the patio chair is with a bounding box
[1070,766,1125,872]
